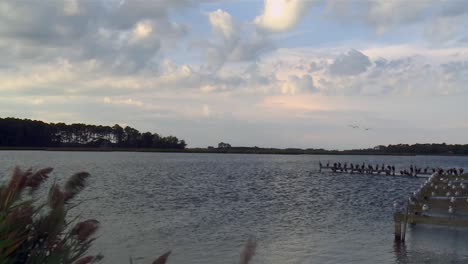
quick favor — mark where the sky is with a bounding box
[1,0,468,150]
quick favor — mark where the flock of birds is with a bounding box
[348,124,372,131]
[318,161,451,177]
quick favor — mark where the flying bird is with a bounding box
[348,124,359,129]
[364,127,372,131]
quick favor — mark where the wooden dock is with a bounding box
[319,164,434,178]
[394,171,468,242]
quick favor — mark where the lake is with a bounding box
[1,151,468,264]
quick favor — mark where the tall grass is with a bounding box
[0,167,101,264]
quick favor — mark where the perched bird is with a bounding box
[449,206,455,214]
[422,204,429,211]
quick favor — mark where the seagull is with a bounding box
[348,124,359,129]
[364,127,372,131]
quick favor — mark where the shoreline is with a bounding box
[2,147,467,156]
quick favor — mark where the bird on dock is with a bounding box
[449,206,455,214]
[422,204,429,211]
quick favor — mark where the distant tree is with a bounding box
[178,140,187,149]
[112,124,124,146]
[218,142,231,149]
[140,132,153,148]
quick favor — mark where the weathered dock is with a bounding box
[394,170,468,242]
[319,162,438,178]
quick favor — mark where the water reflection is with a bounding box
[394,225,468,264]
[393,241,408,264]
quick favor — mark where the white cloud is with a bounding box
[208,9,236,41]
[265,45,468,96]
[255,0,314,32]
[63,0,79,16]
[0,0,193,75]
[132,20,153,40]
[280,74,317,95]
[205,9,273,70]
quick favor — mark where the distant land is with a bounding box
[1,117,468,156]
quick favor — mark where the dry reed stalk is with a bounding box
[239,238,257,264]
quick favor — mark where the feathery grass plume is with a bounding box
[73,254,103,264]
[27,167,53,190]
[0,167,30,210]
[152,251,171,264]
[71,219,100,242]
[64,172,90,201]
[0,167,101,264]
[239,238,257,264]
[48,183,65,209]
[73,256,95,264]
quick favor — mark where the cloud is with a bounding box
[365,0,434,33]
[0,0,192,74]
[424,15,466,44]
[280,74,317,95]
[208,9,237,41]
[1,0,468,150]
[255,0,314,32]
[265,45,468,96]
[323,0,468,43]
[329,49,371,76]
[202,104,211,117]
[204,9,273,70]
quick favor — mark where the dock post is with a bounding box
[394,219,402,241]
[401,202,409,242]
[394,212,402,242]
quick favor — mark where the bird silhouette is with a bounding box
[348,124,359,129]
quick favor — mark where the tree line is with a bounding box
[207,142,468,155]
[366,143,468,155]
[0,117,186,149]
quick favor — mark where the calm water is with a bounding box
[1,151,468,264]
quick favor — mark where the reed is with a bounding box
[0,167,102,264]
